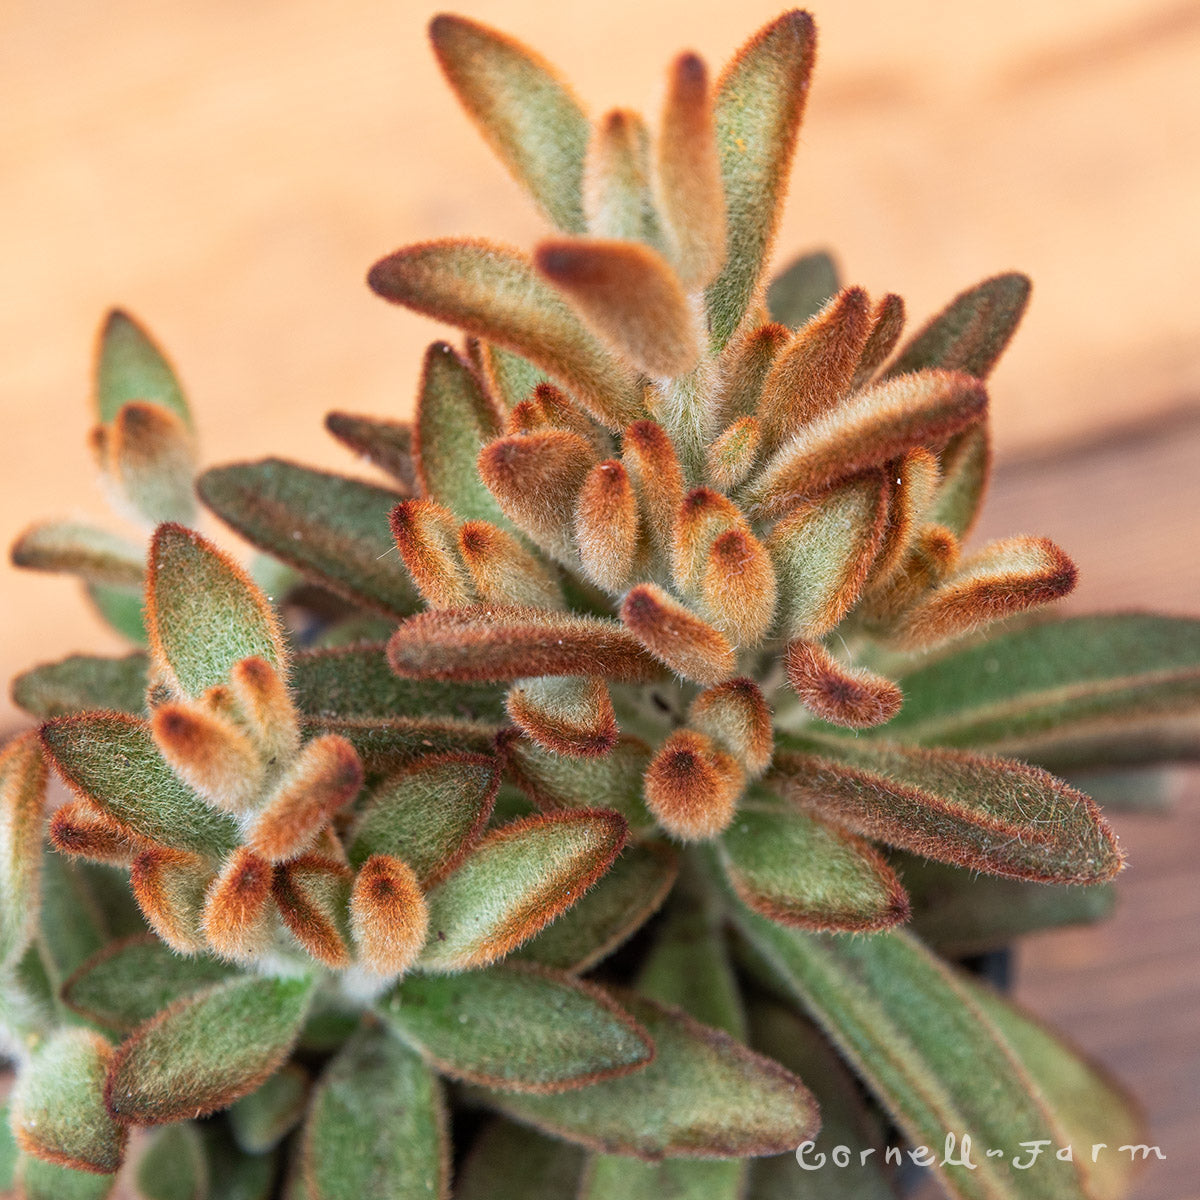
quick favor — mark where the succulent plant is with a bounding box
[3,8,1197,1200]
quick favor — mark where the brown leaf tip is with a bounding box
[350,854,429,976]
[644,729,744,841]
[785,638,903,729]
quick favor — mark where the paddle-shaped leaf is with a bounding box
[13,652,149,719]
[300,1023,449,1200]
[104,974,314,1125]
[430,14,590,233]
[11,521,145,588]
[198,459,422,617]
[147,524,286,698]
[473,991,817,1159]
[380,963,652,1092]
[95,309,191,427]
[734,918,1090,1200]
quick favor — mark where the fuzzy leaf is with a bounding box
[147,524,285,698]
[644,728,744,840]
[42,713,238,855]
[454,1119,585,1200]
[474,991,817,1159]
[472,341,551,410]
[514,840,677,972]
[104,974,315,1126]
[720,800,909,932]
[584,109,663,245]
[300,1023,448,1200]
[929,423,990,538]
[735,919,1090,1200]
[785,638,903,729]
[885,272,1031,380]
[574,459,639,591]
[11,521,144,588]
[13,652,149,719]
[347,753,499,883]
[775,735,1123,883]
[766,250,839,328]
[135,1123,205,1200]
[228,1065,309,1154]
[507,675,618,757]
[12,1028,127,1174]
[198,459,422,617]
[62,934,233,1032]
[414,343,510,525]
[324,412,417,492]
[301,716,497,776]
[17,1154,117,1200]
[884,613,1200,768]
[389,606,663,683]
[101,402,198,526]
[419,809,628,972]
[87,582,149,646]
[381,962,652,1091]
[707,12,817,349]
[430,14,590,233]
[620,584,736,685]
[1,733,46,967]
[368,240,639,430]
[96,310,190,427]
[583,1155,742,1200]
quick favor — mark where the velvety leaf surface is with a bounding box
[135,1123,206,1200]
[454,1118,585,1200]
[96,310,191,427]
[380,963,652,1091]
[775,735,1123,883]
[300,1023,448,1200]
[736,918,1089,1200]
[474,991,818,1159]
[581,1155,744,1200]
[324,411,417,492]
[104,975,315,1125]
[42,713,239,856]
[301,717,497,777]
[419,809,628,971]
[147,524,286,698]
[198,459,422,617]
[884,613,1200,768]
[766,250,839,328]
[228,1064,309,1154]
[16,1154,117,1200]
[13,652,149,719]
[101,402,198,527]
[719,800,909,933]
[62,934,234,1032]
[11,521,145,588]
[1,732,46,967]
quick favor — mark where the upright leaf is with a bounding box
[324,411,417,492]
[766,250,839,328]
[95,309,190,427]
[0,732,46,967]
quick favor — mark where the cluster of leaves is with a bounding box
[3,9,1199,1200]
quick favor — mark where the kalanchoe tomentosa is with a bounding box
[3,9,1196,1200]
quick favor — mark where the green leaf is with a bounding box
[201,1126,277,1200]
[514,840,677,973]
[883,613,1200,769]
[147,523,286,698]
[300,1023,448,1200]
[735,918,1089,1200]
[11,521,145,588]
[0,1101,16,1191]
[766,250,839,328]
[13,653,149,719]
[419,809,628,972]
[708,12,817,350]
[62,934,233,1032]
[102,402,198,526]
[928,423,990,538]
[901,854,1115,955]
[228,1064,309,1154]
[324,411,417,492]
[454,1118,584,1200]
[380,963,652,1092]
[16,1154,117,1200]
[474,991,817,1159]
[291,644,506,724]
[198,459,422,618]
[414,342,510,525]
[87,582,149,646]
[884,272,1030,380]
[473,341,551,409]
[581,1156,744,1200]
[96,310,191,428]
[134,1123,206,1200]
[368,241,639,431]
[430,14,590,233]
[1,732,46,967]
[104,974,315,1126]
[302,717,498,778]
[42,713,239,856]
[37,852,121,989]
[775,735,1123,883]
[348,753,499,881]
[11,1028,127,1174]
[965,982,1145,1200]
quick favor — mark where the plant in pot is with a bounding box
[2,9,1194,1200]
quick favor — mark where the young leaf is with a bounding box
[150,701,264,813]
[1,732,46,967]
[300,1023,449,1200]
[707,11,818,349]
[349,854,429,976]
[41,713,239,856]
[784,637,903,729]
[473,991,817,1159]
[734,918,1090,1200]
[644,729,744,841]
[228,1065,310,1154]
[419,808,628,972]
[719,800,909,932]
[104,974,315,1125]
[11,521,144,588]
[62,934,233,1032]
[774,735,1123,884]
[389,500,473,609]
[454,1119,585,1200]
[765,250,839,328]
[13,652,149,719]
[198,459,422,617]
[574,459,639,591]
[95,309,190,427]
[620,584,736,685]
[324,411,417,492]
[430,13,590,233]
[507,675,618,758]
[711,322,789,429]
[706,416,762,490]
[380,962,652,1092]
[147,524,286,698]
[273,856,354,968]
[851,291,906,387]
[11,1028,127,1174]
[584,109,663,245]
[929,423,990,538]
[458,520,564,609]
[130,847,215,954]
[202,848,277,962]
[688,678,774,777]
[368,240,639,430]
[472,340,552,411]
[103,402,199,526]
